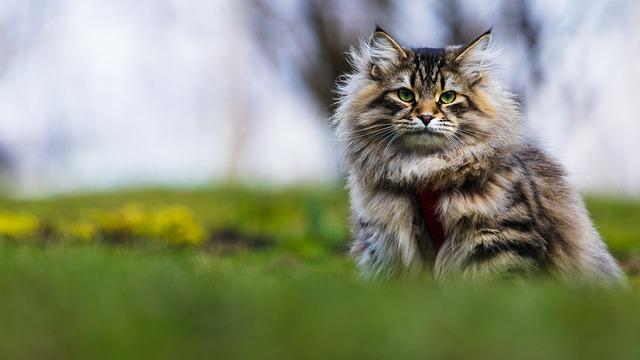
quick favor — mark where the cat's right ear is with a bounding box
[368,27,406,78]
[453,28,494,81]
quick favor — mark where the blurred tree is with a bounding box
[503,0,543,86]
[0,143,11,192]
[249,0,392,115]
[226,1,251,182]
[300,0,393,114]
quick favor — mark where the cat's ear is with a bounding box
[454,28,493,80]
[368,27,406,77]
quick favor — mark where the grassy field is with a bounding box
[0,186,639,359]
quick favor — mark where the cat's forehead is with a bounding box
[378,46,455,92]
[413,47,446,61]
[410,47,447,85]
[388,46,449,95]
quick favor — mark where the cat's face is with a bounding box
[336,28,515,154]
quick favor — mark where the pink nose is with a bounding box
[418,114,434,125]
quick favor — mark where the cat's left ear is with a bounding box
[454,28,493,79]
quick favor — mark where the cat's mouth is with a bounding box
[402,129,446,149]
[404,128,446,137]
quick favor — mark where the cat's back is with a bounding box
[511,141,566,186]
[506,141,624,283]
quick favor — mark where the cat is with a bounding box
[331,27,625,285]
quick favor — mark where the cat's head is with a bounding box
[333,28,520,155]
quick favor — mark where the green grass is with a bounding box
[586,195,640,260]
[1,187,639,359]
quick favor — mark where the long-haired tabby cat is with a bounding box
[332,28,625,284]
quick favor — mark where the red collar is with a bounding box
[416,184,446,252]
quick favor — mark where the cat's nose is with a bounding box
[418,114,434,125]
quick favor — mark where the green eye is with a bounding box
[439,91,457,104]
[397,88,415,102]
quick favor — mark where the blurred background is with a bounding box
[1,0,639,196]
[2,3,640,358]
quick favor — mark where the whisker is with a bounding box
[336,128,395,142]
[382,132,399,156]
[349,124,393,133]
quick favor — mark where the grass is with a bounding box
[0,186,639,359]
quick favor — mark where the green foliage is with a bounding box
[0,186,351,254]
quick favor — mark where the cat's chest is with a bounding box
[416,184,446,251]
[417,180,509,239]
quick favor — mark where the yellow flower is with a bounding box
[0,212,40,239]
[93,203,147,237]
[147,206,205,246]
[66,222,97,242]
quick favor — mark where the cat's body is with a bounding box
[333,29,624,284]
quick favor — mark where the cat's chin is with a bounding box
[402,133,445,153]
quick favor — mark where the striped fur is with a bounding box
[332,29,625,285]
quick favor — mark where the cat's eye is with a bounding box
[397,88,415,102]
[439,91,457,104]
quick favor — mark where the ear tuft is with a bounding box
[368,29,406,76]
[454,28,495,80]
[455,28,492,62]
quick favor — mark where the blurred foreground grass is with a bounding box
[0,186,639,359]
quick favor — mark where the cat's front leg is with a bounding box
[348,180,426,278]
[349,219,404,278]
